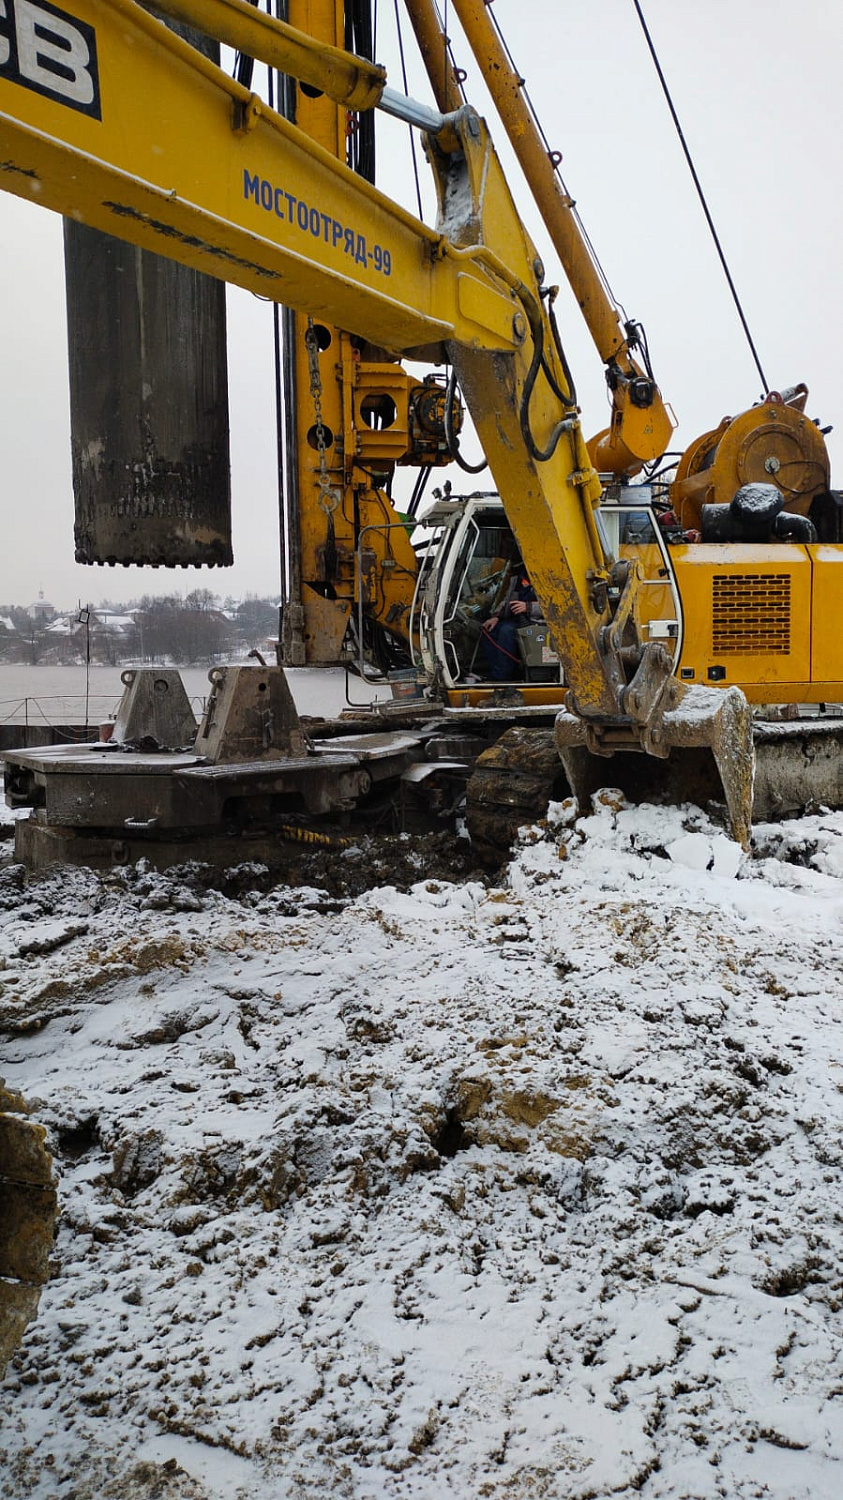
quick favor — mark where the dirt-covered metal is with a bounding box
[0,1083,57,1378]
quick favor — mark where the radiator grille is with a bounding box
[712,573,791,655]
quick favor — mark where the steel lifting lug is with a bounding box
[232,94,263,135]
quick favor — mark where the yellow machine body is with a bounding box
[673,545,843,703]
[0,0,620,717]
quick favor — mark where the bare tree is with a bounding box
[134,595,231,665]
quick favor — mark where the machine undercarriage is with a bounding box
[4,663,842,874]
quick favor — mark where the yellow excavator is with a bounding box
[0,0,763,836]
[0,0,840,1358]
[2,0,839,824]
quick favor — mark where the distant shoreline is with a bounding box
[0,662,378,724]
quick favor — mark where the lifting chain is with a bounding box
[305,317,341,517]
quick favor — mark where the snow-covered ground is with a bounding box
[1,799,842,1499]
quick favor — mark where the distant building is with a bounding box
[26,590,55,622]
[45,615,81,638]
[91,610,135,637]
[46,609,136,640]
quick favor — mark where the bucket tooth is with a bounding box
[660,685,755,850]
[555,682,756,849]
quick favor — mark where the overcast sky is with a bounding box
[1,0,841,609]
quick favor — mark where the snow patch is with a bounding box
[2,805,843,1497]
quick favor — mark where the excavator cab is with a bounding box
[413,490,685,695]
[412,495,564,691]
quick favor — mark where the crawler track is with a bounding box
[466,727,570,865]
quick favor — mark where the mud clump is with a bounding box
[268,830,490,898]
[159,831,490,904]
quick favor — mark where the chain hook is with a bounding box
[305,317,340,516]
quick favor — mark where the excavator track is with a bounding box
[752,715,843,819]
[466,728,571,866]
[0,1082,57,1377]
[466,715,843,866]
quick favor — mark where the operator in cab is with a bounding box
[481,563,543,680]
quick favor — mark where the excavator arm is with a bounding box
[404,0,676,476]
[1,0,467,350]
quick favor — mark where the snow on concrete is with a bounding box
[1,801,842,1498]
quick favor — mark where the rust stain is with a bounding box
[103,202,280,281]
[0,161,38,180]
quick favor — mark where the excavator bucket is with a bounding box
[555,683,756,849]
[659,685,755,848]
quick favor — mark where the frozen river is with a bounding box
[0,662,380,727]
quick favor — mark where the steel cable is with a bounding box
[631,0,769,394]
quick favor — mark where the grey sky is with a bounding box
[1,0,840,608]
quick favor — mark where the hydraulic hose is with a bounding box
[516,286,578,464]
[444,368,488,474]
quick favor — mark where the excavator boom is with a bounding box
[405,0,675,474]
